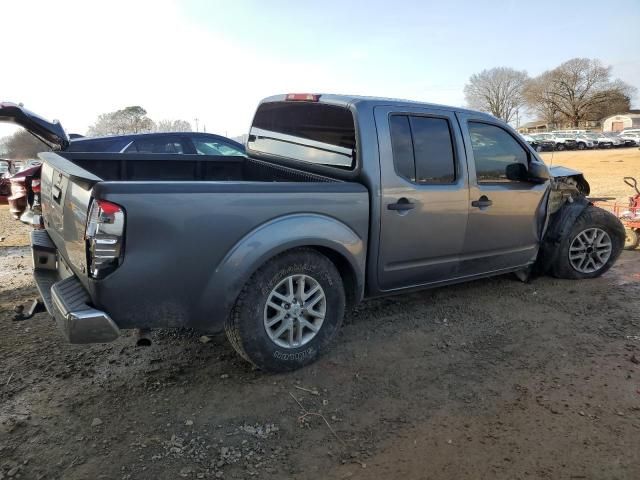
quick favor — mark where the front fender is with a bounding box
[194,213,366,332]
[536,196,591,273]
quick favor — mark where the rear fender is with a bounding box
[194,213,366,331]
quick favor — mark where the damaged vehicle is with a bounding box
[1,94,625,372]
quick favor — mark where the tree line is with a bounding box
[1,106,192,159]
[463,58,635,127]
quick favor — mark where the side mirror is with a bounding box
[505,162,549,183]
[528,162,550,183]
[505,163,527,181]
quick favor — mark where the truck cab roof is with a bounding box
[260,93,496,119]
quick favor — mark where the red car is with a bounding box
[0,160,12,202]
[8,162,43,225]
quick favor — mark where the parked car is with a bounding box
[0,102,246,223]
[618,132,640,147]
[551,130,590,150]
[520,134,543,152]
[66,131,246,155]
[571,134,596,150]
[601,132,625,148]
[552,129,589,136]
[4,94,625,372]
[7,163,43,222]
[529,134,555,151]
[532,133,576,151]
[0,160,12,203]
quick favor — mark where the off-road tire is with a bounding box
[624,227,639,250]
[225,248,345,372]
[551,206,625,279]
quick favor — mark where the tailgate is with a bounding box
[39,152,102,282]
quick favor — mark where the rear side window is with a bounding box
[468,122,528,183]
[248,102,356,169]
[389,115,456,184]
[126,137,184,154]
[389,116,415,182]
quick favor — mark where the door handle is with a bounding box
[52,186,62,203]
[387,198,415,211]
[471,195,492,209]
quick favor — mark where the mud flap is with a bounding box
[535,197,591,274]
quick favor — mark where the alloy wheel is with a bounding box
[568,227,612,273]
[263,274,326,349]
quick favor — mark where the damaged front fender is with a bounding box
[536,196,591,274]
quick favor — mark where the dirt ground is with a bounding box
[1,148,640,480]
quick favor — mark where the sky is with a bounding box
[1,0,639,139]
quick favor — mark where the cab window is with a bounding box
[390,114,456,184]
[468,122,528,183]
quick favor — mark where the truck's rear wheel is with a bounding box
[225,248,345,372]
[551,206,624,279]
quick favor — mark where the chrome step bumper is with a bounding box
[31,230,120,343]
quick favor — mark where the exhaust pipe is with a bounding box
[135,328,152,347]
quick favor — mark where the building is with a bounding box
[517,118,601,134]
[518,121,551,134]
[601,113,640,132]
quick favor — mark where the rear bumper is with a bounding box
[31,230,120,343]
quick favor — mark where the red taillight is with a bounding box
[85,199,125,279]
[285,93,320,102]
[97,199,121,215]
[31,179,41,193]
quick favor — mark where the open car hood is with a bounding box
[0,102,69,150]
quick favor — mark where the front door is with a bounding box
[375,106,470,291]
[456,113,548,276]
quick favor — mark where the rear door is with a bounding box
[375,106,469,290]
[456,113,548,275]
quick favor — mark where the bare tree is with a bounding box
[526,58,636,127]
[154,119,192,132]
[464,67,529,123]
[524,72,561,128]
[87,106,155,136]
[1,130,51,159]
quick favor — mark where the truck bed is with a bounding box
[59,152,336,183]
[38,151,369,334]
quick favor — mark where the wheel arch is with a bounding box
[194,214,366,331]
[536,197,591,273]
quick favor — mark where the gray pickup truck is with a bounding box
[3,94,624,372]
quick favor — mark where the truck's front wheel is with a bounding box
[551,206,624,279]
[225,248,345,372]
